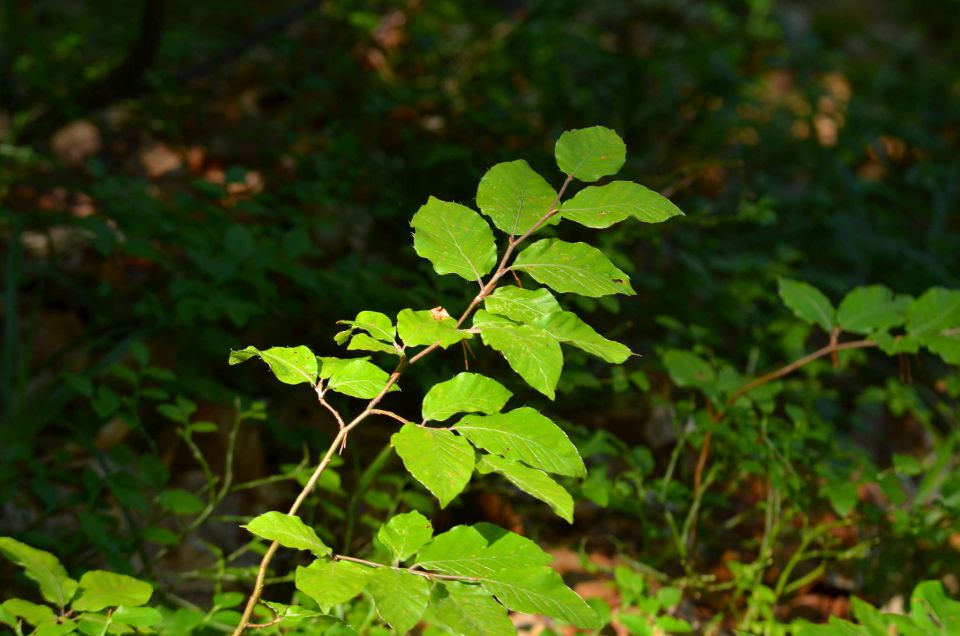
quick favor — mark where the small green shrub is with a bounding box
[225,125,684,634]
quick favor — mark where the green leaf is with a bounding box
[318,357,399,399]
[72,571,153,612]
[415,524,553,575]
[476,454,574,523]
[455,407,586,477]
[534,311,631,363]
[392,424,475,508]
[822,481,857,517]
[561,181,682,228]
[228,345,318,386]
[422,372,513,422]
[836,285,909,335]
[0,537,77,607]
[777,278,835,332]
[474,311,563,399]
[76,613,113,636]
[908,288,960,340]
[910,580,960,633]
[347,333,398,355]
[261,601,343,628]
[482,567,599,629]
[555,126,626,182]
[411,196,497,282]
[657,587,683,609]
[1,599,56,626]
[33,620,78,636]
[427,582,515,636]
[512,239,634,297]
[923,333,960,364]
[337,311,396,342]
[367,568,430,634]
[874,332,921,355]
[295,560,371,612]
[417,526,598,627]
[112,606,163,628]
[657,615,694,633]
[397,308,471,349]
[662,350,715,388]
[242,511,331,556]
[378,511,434,563]
[476,160,558,236]
[484,286,561,324]
[157,489,205,515]
[0,604,14,629]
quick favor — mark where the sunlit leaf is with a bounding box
[477,454,574,522]
[367,568,430,634]
[473,311,563,399]
[1,599,55,626]
[228,345,318,386]
[347,333,398,355]
[455,407,585,477]
[477,160,558,235]
[336,310,396,342]
[411,197,497,282]
[397,308,471,349]
[112,606,163,628]
[481,566,599,629]
[377,511,434,563]
[295,560,371,612]
[910,580,960,633]
[555,126,626,182]
[484,286,561,324]
[561,181,682,228]
[318,357,399,399]
[392,424,475,508]
[414,524,552,574]
[0,537,77,607]
[534,311,631,363]
[72,571,153,612]
[243,511,331,556]
[427,582,515,636]
[421,372,512,422]
[512,239,634,297]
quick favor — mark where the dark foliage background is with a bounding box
[2,0,958,630]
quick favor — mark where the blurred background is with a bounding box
[2,0,959,631]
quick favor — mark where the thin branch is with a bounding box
[690,338,878,545]
[723,339,875,411]
[407,173,574,368]
[247,603,283,629]
[231,173,576,635]
[369,409,409,425]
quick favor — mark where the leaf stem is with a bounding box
[368,408,409,424]
[231,175,576,634]
[689,338,877,550]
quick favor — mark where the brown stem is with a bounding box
[369,409,409,425]
[723,339,875,411]
[689,338,877,551]
[231,174,575,635]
